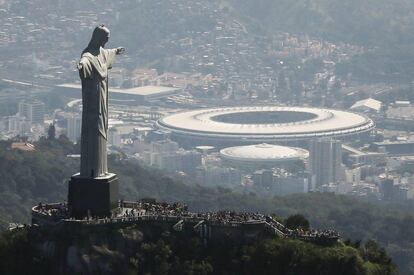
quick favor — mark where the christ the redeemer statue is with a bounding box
[77,25,125,178]
[68,25,124,218]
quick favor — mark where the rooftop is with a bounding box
[57,84,181,97]
[350,98,382,112]
[11,142,35,151]
[220,143,309,162]
[112,85,180,96]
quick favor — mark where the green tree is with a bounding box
[47,124,56,140]
[285,214,310,230]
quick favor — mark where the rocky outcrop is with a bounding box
[31,224,144,275]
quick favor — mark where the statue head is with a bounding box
[83,25,110,54]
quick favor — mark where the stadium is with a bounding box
[156,106,375,147]
[220,143,309,171]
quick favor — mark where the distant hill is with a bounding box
[1,0,413,82]
[229,0,414,46]
[229,0,414,82]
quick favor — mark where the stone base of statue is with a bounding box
[68,173,119,218]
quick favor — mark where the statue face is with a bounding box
[101,28,110,47]
[101,33,109,47]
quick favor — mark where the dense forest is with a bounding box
[0,224,397,275]
[0,137,77,229]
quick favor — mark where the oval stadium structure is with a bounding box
[156,106,375,147]
[220,143,309,169]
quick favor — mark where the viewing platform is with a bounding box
[32,200,340,245]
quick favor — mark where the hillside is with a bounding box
[230,0,414,46]
[0,139,413,273]
[229,0,414,82]
[1,0,414,83]
[0,137,78,230]
[0,224,397,275]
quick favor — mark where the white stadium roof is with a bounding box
[350,98,382,112]
[220,144,309,162]
[157,106,375,142]
[110,85,180,96]
[57,84,181,100]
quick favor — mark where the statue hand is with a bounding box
[116,47,126,55]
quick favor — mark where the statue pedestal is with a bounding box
[68,173,119,218]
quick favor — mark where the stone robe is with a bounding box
[79,47,117,178]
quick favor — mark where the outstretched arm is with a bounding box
[105,47,126,69]
[115,47,126,55]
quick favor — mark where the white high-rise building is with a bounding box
[18,100,45,124]
[151,139,179,154]
[67,115,82,143]
[8,115,30,135]
[309,139,343,187]
[108,127,121,147]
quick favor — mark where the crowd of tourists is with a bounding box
[121,201,267,224]
[288,228,340,240]
[34,202,69,220]
[34,200,339,243]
